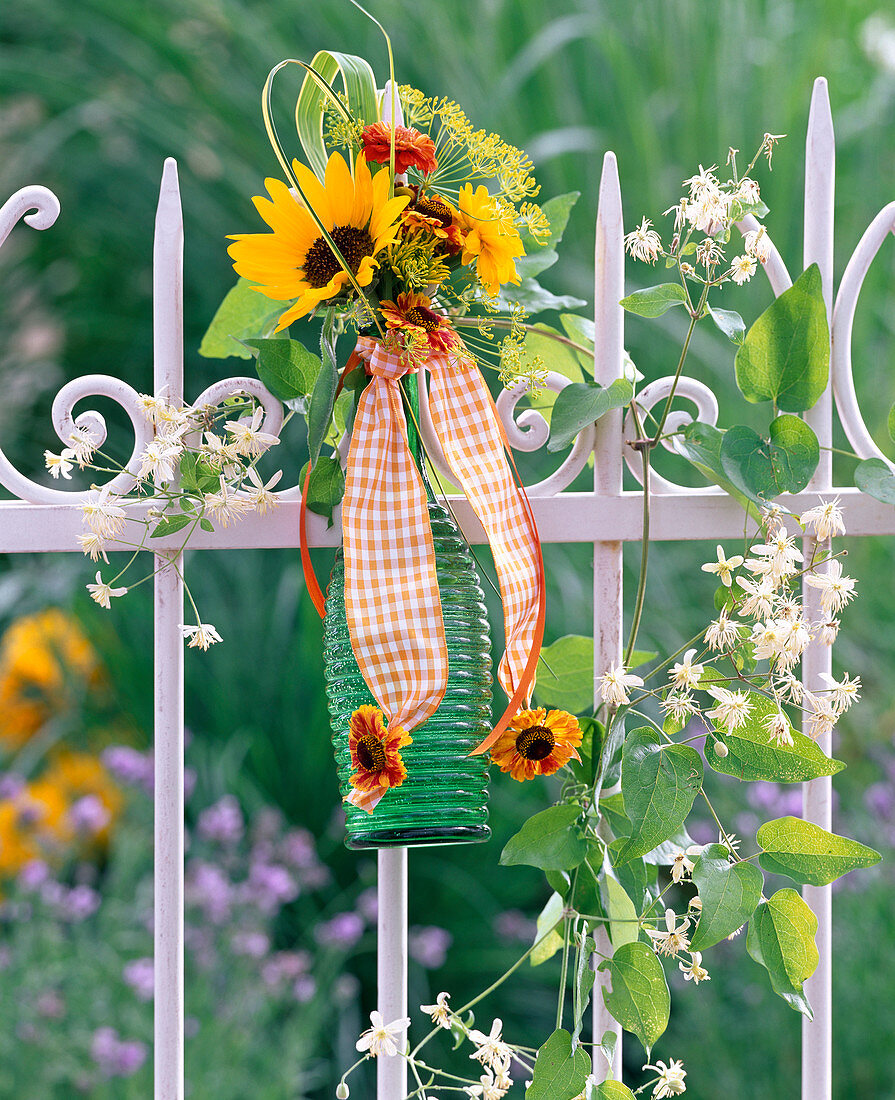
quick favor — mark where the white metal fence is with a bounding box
[1,75,892,1099]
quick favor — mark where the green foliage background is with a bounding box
[2,1,895,1096]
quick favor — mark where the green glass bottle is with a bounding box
[323,373,493,849]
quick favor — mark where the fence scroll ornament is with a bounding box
[0,33,893,1100]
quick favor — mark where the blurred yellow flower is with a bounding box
[0,609,101,748]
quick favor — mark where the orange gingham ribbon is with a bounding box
[300,337,545,759]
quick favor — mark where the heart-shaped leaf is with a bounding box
[247,338,322,401]
[500,804,587,871]
[526,1029,592,1100]
[548,378,633,452]
[689,843,763,950]
[676,421,761,518]
[720,415,819,501]
[708,306,746,344]
[705,692,844,782]
[620,283,688,317]
[855,457,895,506]
[746,888,819,1017]
[199,277,285,360]
[735,263,829,411]
[615,729,702,863]
[756,817,881,885]
[598,941,670,1055]
[534,635,594,714]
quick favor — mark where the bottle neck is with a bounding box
[399,372,432,495]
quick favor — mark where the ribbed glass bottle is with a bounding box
[323,373,493,850]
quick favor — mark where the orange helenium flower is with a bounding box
[361,122,438,176]
[379,292,466,356]
[227,151,408,330]
[347,705,412,794]
[490,707,582,781]
[455,184,525,298]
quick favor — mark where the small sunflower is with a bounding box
[361,122,438,176]
[455,184,525,297]
[227,151,409,330]
[490,707,582,782]
[346,705,412,806]
[379,292,466,356]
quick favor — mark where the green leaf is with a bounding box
[888,403,895,443]
[620,283,688,318]
[199,278,286,360]
[720,416,819,501]
[520,191,580,254]
[295,51,379,178]
[598,941,670,1055]
[247,338,322,401]
[855,457,895,507]
[499,278,587,316]
[570,854,601,917]
[600,871,639,948]
[689,844,763,950]
[526,1029,591,1100]
[676,421,762,518]
[594,1083,637,1100]
[615,729,702,863]
[572,931,596,1043]
[500,804,587,871]
[298,456,345,525]
[516,248,559,279]
[532,891,565,966]
[756,817,881,886]
[706,692,844,782]
[734,263,829,411]
[199,518,214,533]
[307,320,340,467]
[708,306,746,344]
[569,717,603,787]
[547,378,633,452]
[150,513,192,538]
[534,635,594,714]
[629,650,657,670]
[746,888,819,1017]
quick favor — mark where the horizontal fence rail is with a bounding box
[0,76,893,1099]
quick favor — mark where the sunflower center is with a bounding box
[413,195,453,227]
[405,305,442,331]
[304,225,375,289]
[515,725,555,761]
[356,734,387,772]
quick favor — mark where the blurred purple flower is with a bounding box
[197,795,244,845]
[409,926,452,969]
[242,863,298,914]
[493,910,537,944]
[186,861,232,923]
[252,806,284,844]
[865,782,895,821]
[184,768,197,802]
[68,795,111,835]
[185,1017,201,1039]
[687,819,717,845]
[261,950,311,988]
[357,886,378,924]
[36,990,65,1019]
[280,828,316,868]
[0,773,25,800]
[334,973,360,1003]
[230,930,270,959]
[18,859,50,892]
[91,1027,148,1078]
[62,885,101,922]
[315,911,364,949]
[101,746,153,791]
[293,974,317,1002]
[123,957,154,1001]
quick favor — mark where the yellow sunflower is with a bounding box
[490,707,582,782]
[455,184,525,297]
[227,152,409,330]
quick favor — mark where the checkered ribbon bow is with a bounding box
[301,337,545,756]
